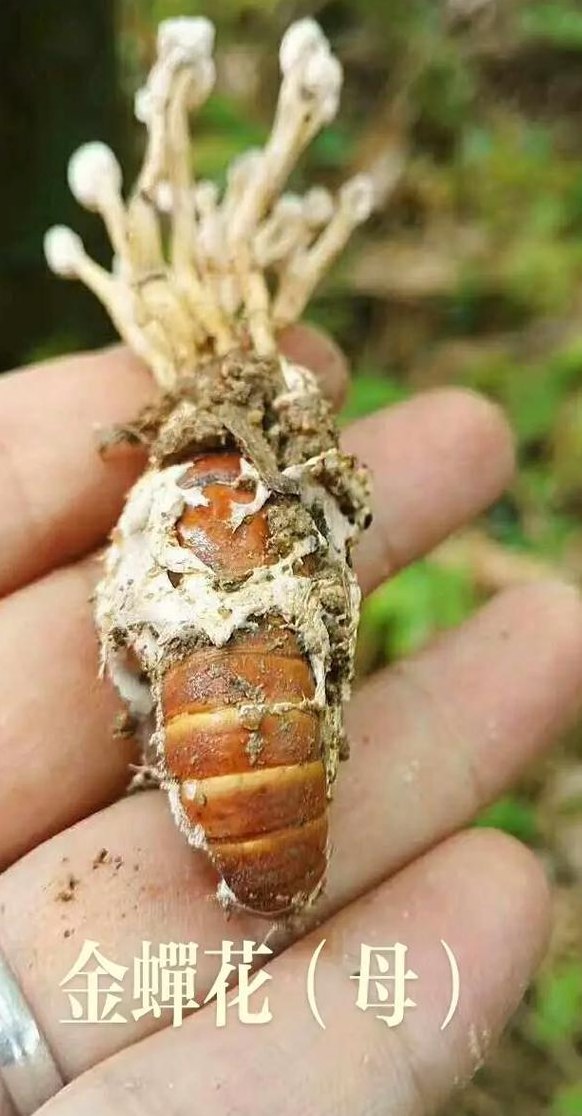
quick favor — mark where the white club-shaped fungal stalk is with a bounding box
[67,142,123,210]
[45,16,375,382]
[67,142,128,262]
[43,225,85,278]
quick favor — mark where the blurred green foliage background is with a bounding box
[2,0,582,1110]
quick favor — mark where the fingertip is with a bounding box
[424,387,516,491]
[97,343,153,392]
[278,322,349,409]
[345,387,515,593]
[405,829,552,1058]
[432,830,552,1095]
[488,578,582,730]
[459,827,552,957]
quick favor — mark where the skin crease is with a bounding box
[0,330,581,1114]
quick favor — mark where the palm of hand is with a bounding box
[0,326,580,1116]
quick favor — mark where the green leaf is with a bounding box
[192,95,268,182]
[361,561,476,662]
[341,372,408,423]
[310,125,355,170]
[532,961,582,1046]
[520,4,582,49]
[475,796,539,843]
[551,1084,582,1116]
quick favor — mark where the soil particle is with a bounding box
[267,500,316,559]
[113,711,138,739]
[56,875,79,902]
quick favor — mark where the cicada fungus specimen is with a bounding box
[45,16,373,918]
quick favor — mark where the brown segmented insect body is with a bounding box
[163,452,327,914]
[44,16,373,917]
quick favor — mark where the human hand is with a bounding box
[0,326,581,1115]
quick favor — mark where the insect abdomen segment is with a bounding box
[161,451,328,915]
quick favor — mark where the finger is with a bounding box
[345,387,514,595]
[0,581,577,1080]
[332,578,582,899]
[0,560,138,866]
[28,831,550,1115]
[0,325,345,597]
[0,348,151,598]
[0,389,513,864]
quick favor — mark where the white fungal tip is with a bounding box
[194,57,217,100]
[154,180,173,213]
[44,225,84,277]
[67,142,122,210]
[194,180,219,212]
[157,17,215,60]
[341,174,375,223]
[278,193,304,219]
[134,86,151,125]
[279,18,326,74]
[304,186,334,226]
[226,148,262,190]
[303,48,343,120]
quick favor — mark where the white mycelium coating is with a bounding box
[95,361,361,705]
[95,362,365,849]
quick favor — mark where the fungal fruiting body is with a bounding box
[45,17,373,917]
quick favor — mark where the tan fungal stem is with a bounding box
[67,143,129,264]
[228,20,343,245]
[125,194,166,278]
[44,227,176,387]
[273,175,374,329]
[45,16,375,386]
[254,196,304,268]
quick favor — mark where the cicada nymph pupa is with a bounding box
[44,16,373,918]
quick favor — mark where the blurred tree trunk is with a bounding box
[0,0,124,371]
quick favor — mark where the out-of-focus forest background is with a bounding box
[1,0,582,1110]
